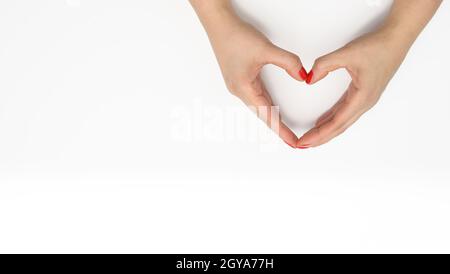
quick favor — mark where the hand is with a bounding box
[203,9,307,147]
[296,29,411,148]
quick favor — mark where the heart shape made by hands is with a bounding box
[261,63,351,137]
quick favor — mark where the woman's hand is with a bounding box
[212,14,307,147]
[190,0,306,147]
[297,0,442,149]
[296,29,408,148]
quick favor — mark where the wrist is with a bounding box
[377,23,418,54]
[190,1,242,43]
[190,0,235,26]
[190,0,232,12]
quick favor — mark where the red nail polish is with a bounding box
[306,71,314,85]
[299,67,308,81]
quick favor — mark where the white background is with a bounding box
[0,0,449,253]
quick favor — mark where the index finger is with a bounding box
[296,86,365,148]
[240,83,299,147]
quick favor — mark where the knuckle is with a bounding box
[259,42,275,58]
[288,53,301,65]
[228,89,239,97]
[314,57,328,70]
[364,98,377,110]
[359,90,381,109]
[225,78,248,96]
[329,115,343,127]
[369,92,382,105]
[225,80,240,95]
[269,46,301,67]
[337,126,348,136]
[329,116,347,132]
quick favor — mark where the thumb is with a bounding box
[307,48,348,85]
[266,45,305,82]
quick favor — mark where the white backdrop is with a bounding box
[0,0,449,253]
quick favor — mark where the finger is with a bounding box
[255,99,299,147]
[258,82,299,146]
[266,45,306,82]
[315,108,337,128]
[297,85,364,148]
[239,81,299,147]
[310,111,363,148]
[307,48,347,85]
[315,93,348,127]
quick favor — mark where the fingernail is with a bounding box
[297,145,311,149]
[306,71,314,85]
[299,67,308,81]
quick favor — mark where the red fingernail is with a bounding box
[297,145,311,149]
[299,67,308,81]
[306,71,314,85]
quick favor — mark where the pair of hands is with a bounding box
[211,12,408,149]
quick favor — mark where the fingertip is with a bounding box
[295,135,312,149]
[295,141,312,149]
[281,132,299,148]
[284,141,296,149]
[299,67,308,82]
[278,123,299,148]
[296,129,318,149]
[288,64,305,82]
[306,70,314,85]
[296,138,310,149]
[307,50,347,85]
